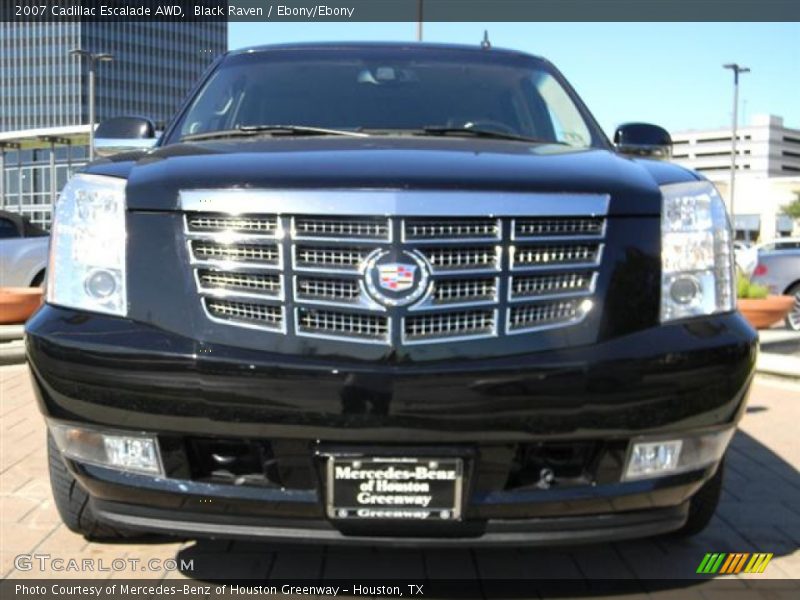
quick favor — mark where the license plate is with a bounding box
[326,456,463,521]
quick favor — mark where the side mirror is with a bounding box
[94,116,158,157]
[614,123,672,159]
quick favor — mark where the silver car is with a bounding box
[0,210,49,287]
[750,243,800,330]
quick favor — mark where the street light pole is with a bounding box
[70,50,114,161]
[722,63,750,233]
[416,0,423,41]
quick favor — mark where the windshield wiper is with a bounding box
[181,124,369,142]
[418,126,566,144]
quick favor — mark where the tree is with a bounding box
[781,191,800,219]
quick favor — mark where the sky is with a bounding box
[229,21,800,138]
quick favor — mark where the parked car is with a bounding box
[27,42,757,546]
[750,246,800,330]
[0,210,48,287]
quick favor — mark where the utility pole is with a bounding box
[417,0,423,41]
[70,50,114,161]
[722,63,750,229]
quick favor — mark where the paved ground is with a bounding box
[1,364,798,595]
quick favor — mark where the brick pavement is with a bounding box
[1,363,798,595]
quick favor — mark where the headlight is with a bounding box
[46,174,127,316]
[660,181,735,323]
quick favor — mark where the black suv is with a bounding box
[27,43,757,545]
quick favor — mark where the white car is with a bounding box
[733,241,758,275]
[0,210,49,287]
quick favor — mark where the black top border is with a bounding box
[3,0,800,23]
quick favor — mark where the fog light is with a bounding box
[49,422,163,476]
[623,428,735,481]
[625,440,682,480]
[84,269,117,299]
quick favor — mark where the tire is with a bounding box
[47,433,135,540]
[30,270,45,288]
[785,284,800,331]
[672,459,724,538]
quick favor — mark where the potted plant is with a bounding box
[737,273,795,329]
[0,287,43,324]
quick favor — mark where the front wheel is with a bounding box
[672,460,724,538]
[785,284,800,331]
[47,433,138,540]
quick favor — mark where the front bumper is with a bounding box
[27,305,757,544]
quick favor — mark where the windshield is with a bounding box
[170,48,601,148]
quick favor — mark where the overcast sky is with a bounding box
[229,21,800,138]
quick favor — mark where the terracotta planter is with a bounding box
[737,295,795,329]
[0,287,43,325]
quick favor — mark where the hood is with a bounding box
[89,137,701,216]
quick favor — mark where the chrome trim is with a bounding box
[410,277,500,312]
[504,299,593,336]
[194,270,285,302]
[202,299,287,335]
[507,272,598,303]
[291,216,393,243]
[401,218,502,244]
[180,190,610,217]
[187,239,284,271]
[509,244,604,272]
[402,309,499,345]
[293,307,391,345]
[183,214,282,241]
[292,275,386,312]
[511,217,607,241]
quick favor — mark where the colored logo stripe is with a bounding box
[697,552,773,574]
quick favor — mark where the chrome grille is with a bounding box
[433,278,497,305]
[188,214,278,235]
[295,245,370,271]
[191,241,280,266]
[297,308,389,342]
[404,218,500,241]
[296,277,361,303]
[294,216,390,240]
[514,217,604,239]
[510,272,594,300]
[512,244,601,269]
[422,246,500,272]
[205,299,283,329]
[198,270,281,297]
[508,300,583,332]
[182,194,607,344]
[405,310,496,343]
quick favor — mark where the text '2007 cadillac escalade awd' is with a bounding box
[26,42,758,546]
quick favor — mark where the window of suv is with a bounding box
[0,217,20,239]
[170,48,602,148]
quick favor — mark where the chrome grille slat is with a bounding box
[191,240,280,266]
[297,308,389,342]
[296,276,361,303]
[404,218,500,241]
[405,310,496,343]
[422,246,500,272]
[187,214,278,235]
[512,244,601,270]
[183,198,607,343]
[510,272,594,300]
[294,245,370,272]
[205,299,283,329]
[508,300,582,333]
[514,217,604,239]
[294,216,390,240]
[198,270,282,297]
[433,278,497,305]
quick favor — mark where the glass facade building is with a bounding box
[0,21,227,227]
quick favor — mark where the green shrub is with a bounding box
[737,272,769,299]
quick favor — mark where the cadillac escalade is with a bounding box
[26,42,758,545]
